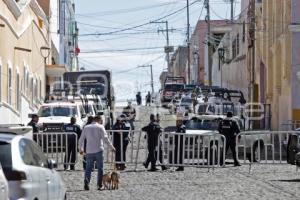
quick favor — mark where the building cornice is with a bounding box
[29,0,49,27]
[3,0,22,18]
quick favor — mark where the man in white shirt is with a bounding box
[78,115,115,190]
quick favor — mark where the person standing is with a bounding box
[123,101,136,130]
[146,91,151,106]
[82,115,94,170]
[191,89,198,114]
[78,115,115,190]
[136,92,142,105]
[218,112,241,166]
[173,116,186,171]
[142,114,161,171]
[28,114,39,142]
[63,117,81,171]
[112,115,130,170]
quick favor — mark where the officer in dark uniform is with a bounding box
[218,112,241,166]
[63,117,81,170]
[112,115,130,170]
[174,116,186,171]
[28,114,39,142]
[142,114,161,171]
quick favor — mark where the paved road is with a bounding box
[60,105,300,200]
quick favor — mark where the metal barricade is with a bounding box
[236,131,300,172]
[281,121,300,131]
[104,130,145,169]
[156,132,226,170]
[34,132,78,169]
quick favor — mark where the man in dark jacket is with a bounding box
[218,112,241,166]
[142,114,161,171]
[112,115,130,170]
[63,117,81,170]
[28,114,39,143]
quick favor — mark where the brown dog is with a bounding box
[110,171,120,190]
[102,172,112,190]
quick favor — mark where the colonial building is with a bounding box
[190,20,230,85]
[255,0,300,129]
[211,1,251,101]
[0,0,50,124]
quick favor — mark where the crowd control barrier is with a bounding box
[34,132,78,169]
[236,131,300,173]
[156,132,227,170]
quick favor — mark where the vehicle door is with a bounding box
[31,140,58,200]
[0,164,8,200]
[19,139,44,199]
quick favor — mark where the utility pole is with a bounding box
[187,0,191,84]
[230,0,234,22]
[150,21,174,72]
[205,0,212,86]
[138,65,154,95]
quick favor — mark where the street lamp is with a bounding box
[218,47,225,88]
[40,46,50,65]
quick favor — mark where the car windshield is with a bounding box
[0,141,12,170]
[38,106,77,117]
[181,98,192,104]
[185,119,219,130]
[164,84,184,92]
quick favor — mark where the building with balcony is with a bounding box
[0,0,50,124]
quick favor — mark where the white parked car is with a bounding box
[0,134,66,200]
[37,101,87,131]
[0,162,9,200]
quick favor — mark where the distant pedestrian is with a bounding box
[173,116,186,171]
[146,91,151,106]
[63,117,81,171]
[136,92,142,105]
[218,112,241,166]
[78,115,115,191]
[142,114,161,171]
[112,115,130,170]
[191,90,198,113]
[122,101,136,130]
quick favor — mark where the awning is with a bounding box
[46,64,68,77]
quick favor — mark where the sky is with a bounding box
[74,0,241,101]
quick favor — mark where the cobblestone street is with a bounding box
[61,106,300,200]
[61,164,300,200]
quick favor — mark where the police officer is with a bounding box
[28,114,39,142]
[218,112,241,166]
[112,115,130,170]
[142,114,161,171]
[143,114,168,171]
[64,117,81,170]
[174,116,186,171]
[28,114,39,133]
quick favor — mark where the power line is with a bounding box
[78,0,199,37]
[80,46,165,54]
[75,1,181,17]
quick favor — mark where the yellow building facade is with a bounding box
[0,0,49,124]
[255,0,295,129]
